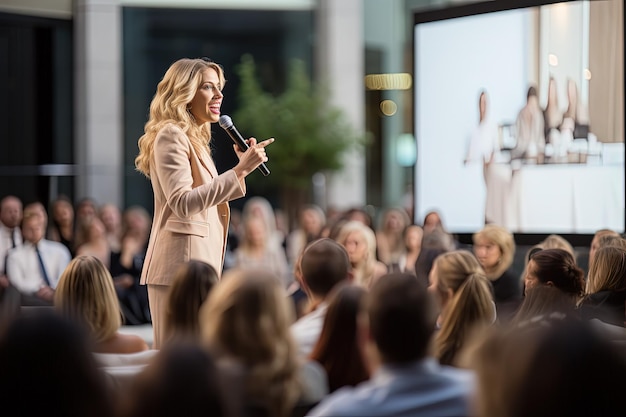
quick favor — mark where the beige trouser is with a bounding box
[147,283,171,350]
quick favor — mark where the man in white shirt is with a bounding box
[0,195,23,321]
[290,238,351,358]
[0,195,23,277]
[6,212,71,306]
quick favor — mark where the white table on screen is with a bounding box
[488,163,624,233]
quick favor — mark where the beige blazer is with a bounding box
[140,124,245,285]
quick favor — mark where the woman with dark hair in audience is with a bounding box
[0,311,113,417]
[109,206,152,325]
[523,249,585,303]
[578,246,626,327]
[48,195,76,255]
[375,207,411,270]
[473,225,520,320]
[119,342,236,417]
[429,250,495,366]
[397,224,423,274]
[309,283,369,392]
[165,260,219,344]
[200,269,327,417]
[55,255,149,354]
[414,230,457,287]
[511,285,578,326]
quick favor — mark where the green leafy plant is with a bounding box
[234,54,364,192]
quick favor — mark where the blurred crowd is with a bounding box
[1,193,626,417]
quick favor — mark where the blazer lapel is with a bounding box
[197,147,219,178]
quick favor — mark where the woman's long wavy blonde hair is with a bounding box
[199,269,301,417]
[135,58,226,178]
[433,250,495,366]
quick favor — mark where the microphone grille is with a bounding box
[218,115,232,129]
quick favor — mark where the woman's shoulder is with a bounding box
[96,332,149,354]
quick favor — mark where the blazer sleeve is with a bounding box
[153,125,245,218]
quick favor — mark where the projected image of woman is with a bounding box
[464,90,504,225]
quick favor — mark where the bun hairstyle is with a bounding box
[530,249,584,297]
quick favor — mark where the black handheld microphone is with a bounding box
[219,115,270,177]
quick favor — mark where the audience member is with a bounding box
[0,310,113,417]
[397,224,423,274]
[375,207,411,270]
[165,260,218,345]
[6,212,71,306]
[109,206,152,325]
[48,195,75,255]
[75,216,111,268]
[119,342,235,417]
[523,248,585,302]
[291,238,352,358]
[470,318,626,417]
[579,246,626,327]
[233,215,290,287]
[99,203,123,253]
[241,196,284,252]
[429,250,495,366]
[422,210,444,235]
[335,220,387,288]
[511,285,577,326]
[73,197,99,250]
[200,269,326,417]
[0,195,23,320]
[286,204,326,268]
[309,272,474,416]
[0,195,23,276]
[473,224,520,320]
[589,229,620,265]
[414,229,456,286]
[309,283,369,393]
[55,255,149,353]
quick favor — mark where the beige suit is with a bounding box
[141,124,245,348]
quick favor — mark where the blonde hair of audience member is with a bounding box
[590,229,620,264]
[75,217,111,268]
[241,196,283,251]
[541,234,575,257]
[23,201,47,222]
[469,318,626,417]
[234,216,289,287]
[199,269,301,417]
[375,207,411,267]
[335,220,387,288]
[429,250,495,366]
[586,246,626,295]
[55,255,149,353]
[472,224,515,281]
[165,260,219,345]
